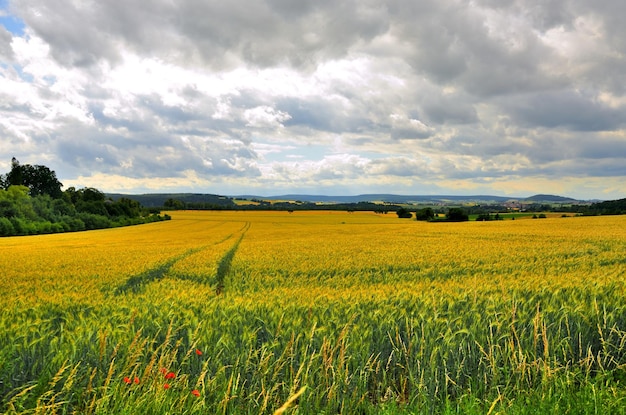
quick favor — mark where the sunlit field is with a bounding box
[1,211,626,414]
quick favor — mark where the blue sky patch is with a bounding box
[0,1,25,35]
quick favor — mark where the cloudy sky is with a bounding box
[1,0,625,199]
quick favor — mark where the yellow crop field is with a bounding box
[1,211,626,414]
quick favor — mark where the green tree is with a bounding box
[414,207,435,221]
[5,157,22,187]
[164,198,185,210]
[4,158,63,198]
[0,200,18,218]
[0,217,15,235]
[52,198,76,216]
[396,207,413,219]
[0,161,169,236]
[72,188,107,215]
[63,187,80,205]
[78,187,105,202]
[22,164,63,198]
[106,198,142,218]
[0,185,35,220]
[446,208,469,222]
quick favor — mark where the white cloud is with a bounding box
[244,106,291,128]
[389,113,433,139]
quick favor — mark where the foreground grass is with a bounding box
[1,212,625,414]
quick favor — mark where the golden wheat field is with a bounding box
[1,211,626,414]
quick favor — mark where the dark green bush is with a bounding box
[0,217,15,236]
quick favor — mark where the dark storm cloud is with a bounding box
[54,128,259,180]
[503,90,625,131]
[13,0,626,95]
[177,0,389,68]
[422,97,478,125]
[15,0,389,70]
[387,0,563,97]
[137,95,200,125]
[15,0,175,66]
[576,136,626,160]
[56,134,119,168]
[278,96,358,133]
[0,25,12,59]
[13,0,626,106]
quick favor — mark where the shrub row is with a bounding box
[0,213,169,237]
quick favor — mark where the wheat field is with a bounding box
[1,211,626,414]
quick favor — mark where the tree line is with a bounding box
[0,158,169,237]
[396,207,470,221]
[584,198,626,215]
[395,198,626,222]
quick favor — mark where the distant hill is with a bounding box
[244,194,517,204]
[523,194,579,203]
[108,192,587,208]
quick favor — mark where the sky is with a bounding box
[0,1,625,200]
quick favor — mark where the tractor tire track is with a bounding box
[115,247,203,295]
[214,222,250,295]
[114,222,250,296]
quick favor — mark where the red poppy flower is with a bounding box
[191,389,200,397]
[160,367,168,375]
[195,349,203,356]
[165,371,176,380]
[134,377,140,384]
[123,377,131,385]
[163,383,171,390]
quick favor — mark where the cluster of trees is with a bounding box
[468,200,626,216]
[0,158,168,237]
[394,198,626,223]
[158,194,625,218]
[476,213,503,221]
[163,198,233,210]
[162,197,397,213]
[396,207,470,222]
[0,158,63,198]
[585,198,626,215]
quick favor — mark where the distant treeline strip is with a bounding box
[155,196,626,216]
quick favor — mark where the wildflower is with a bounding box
[165,371,176,380]
[123,377,131,385]
[191,389,201,397]
[134,377,140,384]
[160,367,168,375]
[195,348,203,356]
[163,383,171,390]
